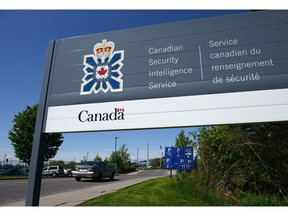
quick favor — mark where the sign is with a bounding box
[164,147,193,170]
[27,10,288,206]
[43,11,288,133]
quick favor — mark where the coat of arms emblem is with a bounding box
[81,39,124,95]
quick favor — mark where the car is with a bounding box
[64,168,72,176]
[72,161,115,182]
[0,169,10,175]
[19,168,29,176]
[42,166,64,177]
[0,168,23,176]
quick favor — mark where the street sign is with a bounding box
[164,147,193,170]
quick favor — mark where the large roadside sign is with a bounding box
[43,10,288,133]
[27,11,288,206]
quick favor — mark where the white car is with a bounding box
[42,166,64,177]
[64,168,72,176]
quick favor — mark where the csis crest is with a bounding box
[81,39,124,95]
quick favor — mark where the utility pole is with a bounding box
[86,152,89,161]
[137,148,139,168]
[147,142,149,167]
[115,137,119,174]
[160,144,163,168]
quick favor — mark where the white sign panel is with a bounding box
[45,89,288,133]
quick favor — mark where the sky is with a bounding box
[0,8,253,164]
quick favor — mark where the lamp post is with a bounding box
[4,154,7,165]
[137,148,139,168]
[114,137,119,174]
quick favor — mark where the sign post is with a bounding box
[25,41,56,206]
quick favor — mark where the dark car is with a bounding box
[0,169,10,175]
[0,168,22,176]
[19,168,29,176]
[72,161,115,182]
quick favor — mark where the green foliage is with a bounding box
[175,170,288,206]
[48,160,76,169]
[94,153,102,161]
[234,191,288,206]
[175,130,191,147]
[175,171,233,206]
[48,160,65,167]
[194,122,288,199]
[8,104,64,164]
[108,143,135,173]
[175,130,196,168]
[151,157,163,168]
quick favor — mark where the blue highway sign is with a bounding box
[164,147,193,170]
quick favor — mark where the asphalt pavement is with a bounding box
[4,170,171,206]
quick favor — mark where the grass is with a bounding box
[233,191,288,206]
[0,175,28,180]
[80,175,288,206]
[80,177,231,206]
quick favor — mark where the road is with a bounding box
[0,169,169,206]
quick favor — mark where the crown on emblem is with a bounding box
[94,39,115,60]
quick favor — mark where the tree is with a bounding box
[48,160,65,167]
[94,153,102,161]
[194,126,244,190]
[8,105,64,164]
[236,122,288,198]
[108,143,135,173]
[175,130,191,148]
[67,161,77,169]
[151,157,162,168]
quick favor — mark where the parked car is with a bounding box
[64,168,72,176]
[72,161,115,182]
[19,168,29,176]
[0,168,24,176]
[42,166,64,177]
[0,169,10,175]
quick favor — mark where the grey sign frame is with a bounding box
[26,41,55,206]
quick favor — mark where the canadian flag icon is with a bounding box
[116,108,125,112]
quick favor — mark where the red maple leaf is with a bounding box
[98,67,107,76]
